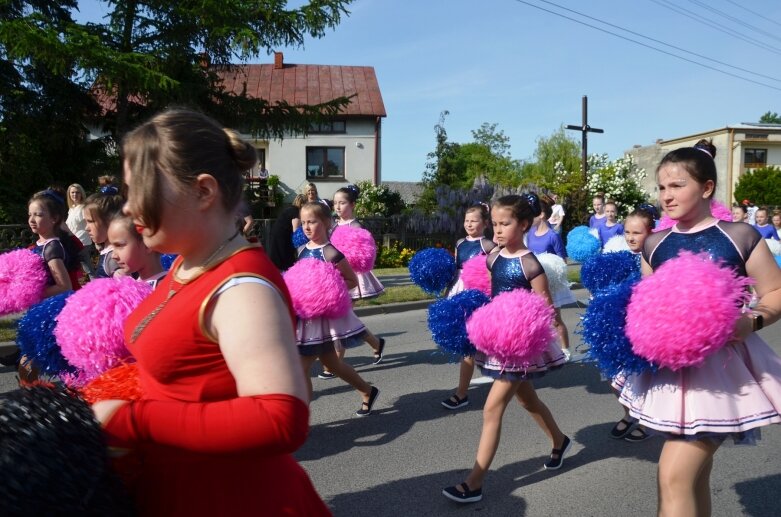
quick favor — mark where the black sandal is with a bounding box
[441,394,469,410]
[609,417,636,439]
[624,426,651,442]
[356,386,380,416]
[373,338,386,365]
[442,482,482,503]
[544,435,572,470]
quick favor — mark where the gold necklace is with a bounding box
[129,229,241,344]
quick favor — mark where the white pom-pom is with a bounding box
[602,235,630,253]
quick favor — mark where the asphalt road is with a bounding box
[0,293,779,516]
[295,298,781,517]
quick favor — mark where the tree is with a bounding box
[522,127,582,194]
[734,166,781,206]
[0,0,356,221]
[759,111,781,124]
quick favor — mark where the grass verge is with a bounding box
[354,284,434,307]
[0,318,17,342]
[373,267,409,276]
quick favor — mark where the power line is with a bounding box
[723,0,781,29]
[511,0,781,92]
[649,0,781,56]
[534,0,781,84]
[686,0,781,44]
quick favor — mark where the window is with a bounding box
[744,148,767,168]
[306,147,345,179]
[308,120,346,134]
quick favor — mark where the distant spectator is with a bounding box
[267,194,307,271]
[754,207,779,240]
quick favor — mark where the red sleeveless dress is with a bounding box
[103,246,330,516]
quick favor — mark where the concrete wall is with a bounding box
[244,117,380,202]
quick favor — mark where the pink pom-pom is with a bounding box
[330,226,377,273]
[0,249,48,315]
[655,199,733,233]
[460,255,491,295]
[626,251,752,370]
[284,259,351,318]
[56,276,152,383]
[466,289,556,367]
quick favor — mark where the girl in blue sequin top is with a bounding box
[442,194,569,505]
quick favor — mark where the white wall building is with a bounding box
[627,123,781,205]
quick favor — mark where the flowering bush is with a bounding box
[376,244,415,268]
[354,181,406,218]
[586,153,648,218]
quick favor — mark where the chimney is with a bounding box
[274,52,284,69]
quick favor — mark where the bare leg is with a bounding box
[515,381,566,450]
[553,308,569,351]
[461,379,520,491]
[455,356,475,400]
[300,355,317,402]
[319,348,373,403]
[363,328,381,352]
[657,438,720,517]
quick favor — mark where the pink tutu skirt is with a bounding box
[614,333,781,437]
[350,271,385,299]
[296,310,366,349]
[475,340,567,381]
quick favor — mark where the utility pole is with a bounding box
[566,95,604,180]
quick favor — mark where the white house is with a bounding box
[216,52,387,202]
[627,123,781,205]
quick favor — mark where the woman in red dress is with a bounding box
[93,109,331,516]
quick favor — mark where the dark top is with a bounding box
[267,205,300,271]
[643,220,762,277]
[487,251,544,297]
[455,237,497,269]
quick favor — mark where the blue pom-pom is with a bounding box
[291,226,308,248]
[408,247,456,296]
[16,292,77,376]
[160,254,177,271]
[565,226,601,262]
[427,289,491,356]
[581,251,640,294]
[577,279,655,379]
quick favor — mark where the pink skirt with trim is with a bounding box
[350,271,385,299]
[614,333,781,436]
[296,310,366,348]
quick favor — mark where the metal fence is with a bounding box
[1,217,459,254]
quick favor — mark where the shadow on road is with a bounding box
[733,473,781,516]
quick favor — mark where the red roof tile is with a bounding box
[215,62,386,117]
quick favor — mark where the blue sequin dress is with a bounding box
[474,250,567,381]
[294,242,367,354]
[615,220,781,440]
[446,237,496,297]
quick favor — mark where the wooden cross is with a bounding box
[566,95,604,180]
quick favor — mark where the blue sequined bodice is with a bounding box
[298,246,325,262]
[490,254,531,297]
[456,239,483,269]
[650,225,746,276]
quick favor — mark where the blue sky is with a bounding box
[76,0,781,182]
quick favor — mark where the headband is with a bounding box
[99,185,120,195]
[41,189,65,206]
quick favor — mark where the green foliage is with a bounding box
[354,181,405,217]
[420,113,523,208]
[586,153,648,218]
[522,127,583,193]
[734,166,781,206]
[375,244,415,268]
[759,111,781,124]
[0,0,355,218]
